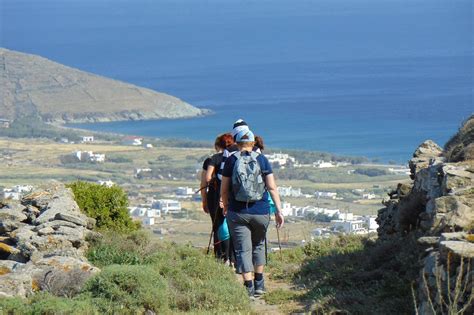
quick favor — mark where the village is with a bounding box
[0,133,411,247]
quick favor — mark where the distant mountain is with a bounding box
[0,48,208,124]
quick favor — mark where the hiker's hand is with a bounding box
[275,212,284,228]
[219,199,224,209]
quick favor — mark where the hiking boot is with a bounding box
[245,284,255,298]
[254,278,265,296]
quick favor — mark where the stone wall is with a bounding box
[0,181,99,298]
[376,139,473,314]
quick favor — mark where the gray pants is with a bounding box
[226,211,270,274]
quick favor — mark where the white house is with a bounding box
[0,118,11,128]
[266,153,296,166]
[122,136,143,146]
[82,136,94,143]
[145,144,153,149]
[75,151,105,163]
[135,168,152,177]
[98,180,114,188]
[313,160,336,168]
[175,187,195,196]
[362,193,377,200]
[315,191,337,199]
[364,216,379,232]
[152,199,182,215]
[2,185,33,200]
[332,219,366,234]
[278,186,302,197]
[337,212,354,221]
[280,202,293,217]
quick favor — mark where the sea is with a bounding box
[1,0,472,162]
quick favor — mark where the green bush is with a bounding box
[67,181,140,233]
[87,232,250,313]
[83,265,169,314]
[0,293,99,315]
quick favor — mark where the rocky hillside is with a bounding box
[0,48,208,124]
[377,116,473,314]
[0,182,99,298]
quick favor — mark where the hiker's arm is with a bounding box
[266,174,284,228]
[200,170,209,213]
[205,165,215,183]
[221,176,230,216]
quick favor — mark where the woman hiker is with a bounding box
[202,133,235,264]
[221,128,284,297]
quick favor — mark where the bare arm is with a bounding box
[265,174,284,228]
[221,176,231,216]
[200,170,208,213]
[205,165,215,183]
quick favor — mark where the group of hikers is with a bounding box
[200,119,284,298]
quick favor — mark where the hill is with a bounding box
[0,48,208,124]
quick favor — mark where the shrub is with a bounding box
[0,293,99,315]
[67,181,140,233]
[83,265,169,314]
[354,168,388,177]
[86,232,251,313]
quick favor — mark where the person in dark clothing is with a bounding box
[202,134,235,264]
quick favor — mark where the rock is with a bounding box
[34,220,80,232]
[34,187,81,225]
[418,237,440,246]
[0,272,33,298]
[0,242,20,256]
[440,241,474,258]
[37,226,55,236]
[34,256,99,274]
[440,232,467,242]
[54,213,87,227]
[0,208,28,222]
[0,220,24,234]
[409,140,443,179]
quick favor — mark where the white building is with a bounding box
[313,160,336,168]
[266,153,296,166]
[278,186,302,197]
[0,118,11,128]
[315,191,337,199]
[337,212,354,221]
[364,216,379,232]
[82,136,94,143]
[175,187,195,196]
[98,180,115,188]
[75,151,105,163]
[332,219,366,234]
[152,199,182,215]
[280,202,293,217]
[2,185,33,200]
[135,168,152,177]
[122,137,143,146]
[362,193,377,200]
[145,143,153,149]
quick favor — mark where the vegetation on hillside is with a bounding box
[0,231,250,314]
[266,235,422,314]
[444,114,474,162]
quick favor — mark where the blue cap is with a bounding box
[235,129,255,142]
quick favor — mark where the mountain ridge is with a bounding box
[0,48,209,124]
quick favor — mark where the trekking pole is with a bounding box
[206,227,214,255]
[276,225,283,261]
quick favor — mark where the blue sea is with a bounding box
[1,0,472,162]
